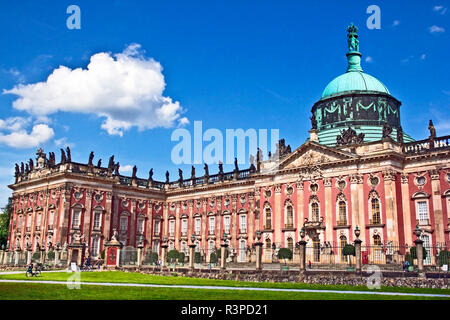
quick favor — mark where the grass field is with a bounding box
[0,271,448,300]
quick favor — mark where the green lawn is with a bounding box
[0,282,448,300]
[0,270,449,298]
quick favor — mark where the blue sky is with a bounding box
[0,1,449,207]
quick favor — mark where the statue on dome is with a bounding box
[347,23,359,52]
[310,113,318,130]
[382,123,393,139]
[396,126,404,143]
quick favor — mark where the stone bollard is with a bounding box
[255,242,263,271]
[220,243,228,270]
[354,238,362,273]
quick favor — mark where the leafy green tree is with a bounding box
[277,248,293,265]
[342,244,356,266]
[47,250,55,260]
[149,252,159,264]
[178,252,185,263]
[0,198,12,247]
[167,249,180,264]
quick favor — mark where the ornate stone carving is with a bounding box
[401,174,409,184]
[336,127,364,146]
[299,165,322,181]
[382,170,396,181]
[323,178,332,187]
[428,169,440,180]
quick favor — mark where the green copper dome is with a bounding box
[321,23,389,99]
[322,72,390,98]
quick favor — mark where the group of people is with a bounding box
[82,256,102,270]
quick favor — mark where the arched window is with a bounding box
[287,237,293,251]
[286,205,293,228]
[371,198,381,224]
[311,203,319,222]
[373,234,383,264]
[265,208,272,229]
[338,201,347,225]
[93,210,102,230]
[72,206,82,229]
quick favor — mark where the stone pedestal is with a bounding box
[354,238,362,273]
[67,244,84,267]
[137,247,143,267]
[14,249,21,266]
[299,240,306,271]
[309,129,319,143]
[220,243,228,270]
[189,244,196,270]
[26,249,32,265]
[414,238,425,273]
[161,244,168,268]
[255,242,263,271]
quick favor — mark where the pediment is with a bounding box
[279,141,357,170]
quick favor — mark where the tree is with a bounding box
[194,252,201,263]
[277,248,293,265]
[47,250,55,261]
[167,249,180,264]
[438,250,449,267]
[0,198,12,247]
[150,252,159,264]
[178,252,185,264]
[342,244,356,266]
[216,247,229,260]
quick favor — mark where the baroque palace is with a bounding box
[6,24,450,267]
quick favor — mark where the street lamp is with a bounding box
[222,231,227,243]
[413,225,422,239]
[354,226,361,239]
[300,228,305,240]
[256,230,261,241]
[162,235,168,244]
[191,234,195,244]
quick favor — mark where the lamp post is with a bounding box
[188,234,196,271]
[413,225,425,274]
[220,232,229,270]
[255,230,263,271]
[161,235,168,268]
[299,228,307,272]
[354,226,362,273]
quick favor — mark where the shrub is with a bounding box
[410,246,427,260]
[342,244,356,266]
[100,249,105,260]
[150,252,159,264]
[194,252,201,263]
[178,252,185,263]
[167,249,180,264]
[277,248,293,264]
[209,252,218,264]
[47,250,55,260]
[216,247,229,259]
[438,250,449,267]
[32,252,41,260]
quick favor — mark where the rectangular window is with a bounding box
[36,214,41,227]
[48,211,54,226]
[240,215,247,233]
[27,214,32,227]
[417,201,429,225]
[72,210,81,228]
[120,217,128,232]
[209,217,215,234]
[224,216,230,234]
[94,212,101,229]
[92,238,99,257]
[154,220,160,235]
[195,218,201,235]
[137,219,144,234]
[181,219,187,234]
[169,220,175,236]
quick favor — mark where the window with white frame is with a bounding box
[93,211,102,229]
[72,208,81,228]
[239,214,247,233]
[169,220,175,236]
[224,216,230,234]
[36,213,41,227]
[18,215,23,229]
[417,201,429,225]
[48,211,54,227]
[181,219,187,235]
[169,241,174,251]
[137,218,144,234]
[209,216,215,234]
[27,214,31,227]
[120,216,128,232]
[154,219,160,235]
[91,237,99,257]
[286,205,294,228]
[195,217,201,235]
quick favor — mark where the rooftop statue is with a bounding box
[165,170,170,183]
[29,158,34,171]
[234,157,239,172]
[428,119,436,139]
[148,168,153,181]
[66,146,71,162]
[132,165,137,179]
[397,126,404,143]
[88,151,94,166]
[191,165,196,180]
[310,113,318,130]
[382,123,393,139]
[97,159,102,167]
[114,162,120,176]
[60,148,66,165]
[204,163,209,178]
[347,23,359,52]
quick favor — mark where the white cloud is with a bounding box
[4,44,187,137]
[120,165,133,173]
[0,123,54,148]
[433,6,447,14]
[54,137,75,148]
[429,25,445,33]
[365,56,373,63]
[392,20,400,27]
[420,54,426,60]
[0,117,31,132]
